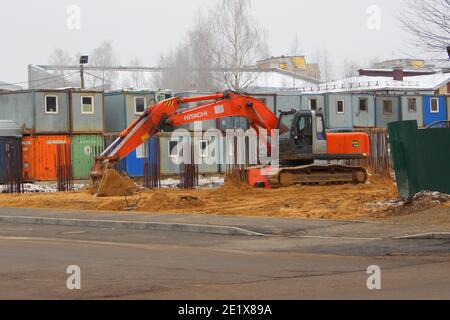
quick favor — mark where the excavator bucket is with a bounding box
[89,168,139,197]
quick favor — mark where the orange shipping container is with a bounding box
[22,136,71,181]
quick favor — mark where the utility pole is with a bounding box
[79,55,89,89]
[80,64,85,89]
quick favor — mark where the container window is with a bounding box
[156,93,167,102]
[134,97,146,114]
[407,98,417,113]
[383,100,393,115]
[336,100,345,114]
[136,144,145,159]
[358,98,368,112]
[430,98,439,113]
[199,140,209,158]
[309,98,317,111]
[81,96,94,114]
[45,95,58,114]
[168,140,183,160]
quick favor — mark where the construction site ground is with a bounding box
[0,174,449,226]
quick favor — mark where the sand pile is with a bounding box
[92,169,140,197]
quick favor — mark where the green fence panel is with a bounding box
[388,120,450,199]
[71,135,104,180]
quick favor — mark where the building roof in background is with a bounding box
[301,72,450,94]
[244,68,321,91]
[0,81,23,91]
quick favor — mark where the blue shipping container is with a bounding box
[124,136,158,177]
[423,96,447,126]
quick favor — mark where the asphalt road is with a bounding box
[0,223,449,300]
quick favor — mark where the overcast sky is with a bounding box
[0,0,443,84]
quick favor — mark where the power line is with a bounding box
[0,71,79,88]
[84,71,130,89]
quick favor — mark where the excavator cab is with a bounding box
[278,110,327,165]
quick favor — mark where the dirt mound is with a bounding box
[369,191,450,217]
[94,169,140,197]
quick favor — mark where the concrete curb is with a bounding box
[0,215,266,237]
[393,232,450,240]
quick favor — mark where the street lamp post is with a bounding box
[79,55,89,89]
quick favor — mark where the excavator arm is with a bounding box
[93,91,281,176]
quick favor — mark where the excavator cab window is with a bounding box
[278,112,295,140]
[316,115,325,140]
[296,115,313,146]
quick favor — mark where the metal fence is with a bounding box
[1,140,24,193]
[143,138,161,189]
[56,143,73,192]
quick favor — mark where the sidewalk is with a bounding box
[0,207,449,239]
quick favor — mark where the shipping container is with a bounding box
[325,94,353,129]
[301,94,325,111]
[34,90,70,134]
[351,94,376,128]
[22,135,71,181]
[400,95,423,126]
[69,91,105,134]
[0,137,22,184]
[104,90,171,133]
[159,133,220,177]
[71,135,104,179]
[125,137,158,177]
[375,95,401,128]
[103,134,158,178]
[423,95,447,126]
[0,91,35,133]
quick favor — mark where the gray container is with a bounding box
[375,95,400,128]
[400,95,423,126]
[104,90,158,133]
[326,94,353,129]
[0,91,34,133]
[0,120,22,137]
[351,94,375,128]
[70,90,105,133]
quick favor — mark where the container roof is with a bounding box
[300,72,450,94]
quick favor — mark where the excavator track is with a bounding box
[267,164,368,188]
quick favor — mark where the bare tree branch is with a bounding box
[400,0,450,52]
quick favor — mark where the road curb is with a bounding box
[0,215,266,237]
[393,232,450,240]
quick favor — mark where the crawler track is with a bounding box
[268,164,368,188]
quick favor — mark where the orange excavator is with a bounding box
[90,91,370,195]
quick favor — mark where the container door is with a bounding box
[71,135,104,179]
[22,137,35,181]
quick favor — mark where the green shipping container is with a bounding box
[71,135,104,179]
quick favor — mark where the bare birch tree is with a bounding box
[127,58,146,89]
[90,41,119,90]
[311,49,334,82]
[210,0,269,90]
[48,48,76,87]
[400,0,450,52]
[343,59,361,78]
